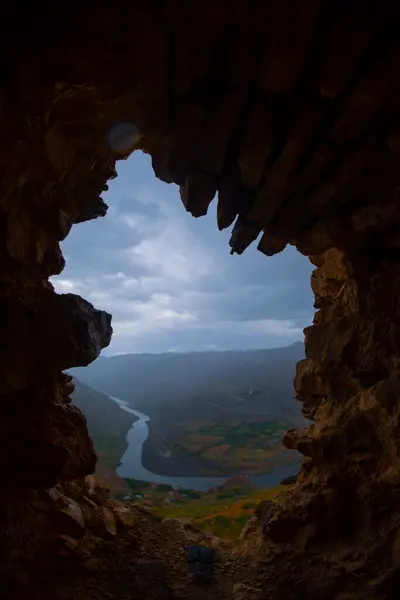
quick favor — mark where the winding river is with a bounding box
[110,396,299,492]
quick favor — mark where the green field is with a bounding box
[160,418,293,476]
[197,420,286,436]
[120,478,285,538]
[195,420,286,445]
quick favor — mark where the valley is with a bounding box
[71,378,135,495]
[69,341,303,534]
[70,342,304,483]
[142,417,298,477]
[119,477,286,538]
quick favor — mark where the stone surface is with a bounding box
[280,475,298,486]
[232,582,263,600]
[0,291,112,395]
[110,503,137,530]
[255,500,276,531]
[1,3,400,599]
[56,534,80,555]
[130,559,171,599]
[87,505,117,537]
[53,498,85,538]
[0,382,96,489]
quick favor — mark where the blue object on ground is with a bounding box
[185,545,200,563]
[199,546,216,564]
[184,545,217,583]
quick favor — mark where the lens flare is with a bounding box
[107,122,141,155]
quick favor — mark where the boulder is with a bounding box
[111,503,137,529]
[87,505,117,537]
[83,558,103,572]
[255,500,276,530]
[239,516,258,540]
[85,475,110,505]
[101,506,117,537]
[55,534,80,555]
[45,485,67,506]
[280,474,298,486]
[52,497,85,538]
[71,475,110,505]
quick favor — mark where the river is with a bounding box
[110,396,300,492]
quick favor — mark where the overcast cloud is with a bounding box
[51,152,314,355]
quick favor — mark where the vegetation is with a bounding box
[158,417,296,476]
[196,420,286,439]
[71,377,134,494]
[71,342,304,479]
[120,478,284,539]
[71,343,303,502]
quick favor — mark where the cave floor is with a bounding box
[4,496,371,600]
[51,505,375,600]
[54,509,235,600]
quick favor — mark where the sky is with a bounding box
[51,151,314,355]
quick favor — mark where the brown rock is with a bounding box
[83,475,110,505]
[111,503,137,530]
[53,498,85,538]
[179,170,217,217]
[237,99,276,189]
[55,534,80,555]
[83,558,103,572]
[87,505,117,537]
[373,376,400,413]
[239,516,258,540]
[0,388,97,489]
[82,496,98,510]
[101,506,117,537]
[229,218,261,255]
[232,582,263,600]
[1,5,400,599]
[257,232,287,257]
[0,291,112,394]
[216,170,245,231]
[255,500,276,531]
[266,514,301,544]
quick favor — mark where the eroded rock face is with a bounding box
[264,248,400,590]
[0,385,96,489]
[1,2,400,598]
[0,290,112,394]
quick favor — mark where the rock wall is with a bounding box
[264,247,400,594]
[1,1,400,597]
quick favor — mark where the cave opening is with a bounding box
[2,2,400,599]
[52,149,314,355]
[51,148,313,495]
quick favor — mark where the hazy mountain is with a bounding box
[70,341,304,425]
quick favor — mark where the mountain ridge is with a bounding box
[70,341,305,432]
[100,340,304,359]
[69,342,304,484]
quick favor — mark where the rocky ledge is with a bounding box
[1,475,393,600]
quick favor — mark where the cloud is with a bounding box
[51,151,314,354]
[127,222,211,282]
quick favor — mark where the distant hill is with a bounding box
[71,377,135,492]
[70,341,305,425]
[71,343,304,480]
